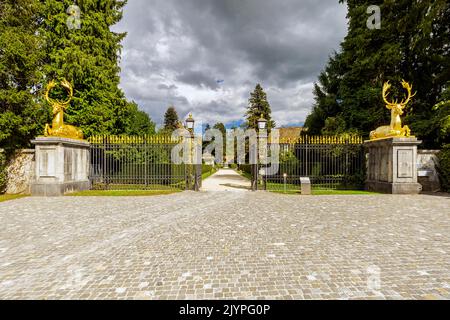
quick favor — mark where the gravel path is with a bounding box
[201,169,251,192]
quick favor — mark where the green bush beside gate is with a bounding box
[437,145,450,192]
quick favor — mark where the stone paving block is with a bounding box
[0,193,449,300]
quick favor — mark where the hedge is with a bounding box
[437,144,450,192]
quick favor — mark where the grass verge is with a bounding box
[271,189,379,195]
[66,190,180,197]
[0,194,29,202]
[313,190,378,195]
[236,170,252,181]
[202,168,218,181]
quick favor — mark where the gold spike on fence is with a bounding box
[275,135,364,145]
[90,134,363,145]
[88,135,183,144]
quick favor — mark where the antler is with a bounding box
[400,79,416,106]
[45,80,57,105]
[44,79,73,107]
[382,81,395,107]
[60,79,73,106]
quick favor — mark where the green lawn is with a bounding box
[312,190,378,195]
[66,190,180,197]
[90,183,185,191]
[0,194,29,202]
[202,168,218,180]
[237,170,252,181]
[235,171,378,195]
[270,189,379,195]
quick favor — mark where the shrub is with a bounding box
[202,165,215,174]
[437,144,450,192]
[229,163,238,170]
[239,164,252,175]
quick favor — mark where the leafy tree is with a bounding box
[245,84,275,130]
[432,84,450,146]
[163,106,180,132]
[305,53,346,135]
[41,0,133,137]
[125,102,156,136]
[213,122,227,161]
[321,116,348,135]
[0,0,154,147]
[306,0,450,148]
[202,123,211,151]
[437,144,450,192]
[213,122,226,138]
[0,0,48,150]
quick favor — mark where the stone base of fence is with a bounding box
[365,137,422,194]
[30,137,90,196]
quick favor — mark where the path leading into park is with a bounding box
[201,168,251,192]
[0,192,449,300]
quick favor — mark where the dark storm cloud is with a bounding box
[157,84,178,91]
[113,0,347,126]
[176,70,221,90]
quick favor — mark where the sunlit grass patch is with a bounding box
[0,194,29,202]
[66,190,180,197]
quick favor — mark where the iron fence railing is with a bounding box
[252,136,366,192]
[89,135,189,190]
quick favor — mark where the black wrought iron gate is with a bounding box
[89,135,201,191]
[251,135,366,192]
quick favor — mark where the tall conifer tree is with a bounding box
[0,0,48,149]
[163,106,180,132]
[42,0,134,137]
[306,0,449,148]
[246,84,275,130]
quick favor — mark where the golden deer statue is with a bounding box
[44,79,83,140]
[369,80,416,140]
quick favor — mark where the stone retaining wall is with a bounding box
[0,149,35,194]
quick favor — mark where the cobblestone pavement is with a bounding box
[0,192,449,300]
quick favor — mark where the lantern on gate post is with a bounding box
[185,114,195,133]
[257,116,267,131]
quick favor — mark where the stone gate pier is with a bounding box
[30,137,90,196]
[365,137,422,194]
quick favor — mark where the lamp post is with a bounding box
[258,116,268,191]
[185,114,200,191]
[251,116,268,191]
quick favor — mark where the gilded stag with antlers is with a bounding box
[44,79,84,140]
[369,80,416,140]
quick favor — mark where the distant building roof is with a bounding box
[277,127,305,140]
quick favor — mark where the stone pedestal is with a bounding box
[365,137,422,194]
[31,137,90,196]
[300,177,312,195]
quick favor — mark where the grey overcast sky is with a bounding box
[113,0,348,128]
